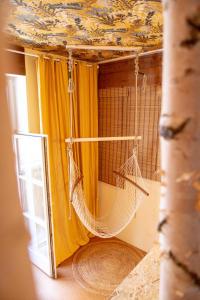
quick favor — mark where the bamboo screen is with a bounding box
[98,73,161,185]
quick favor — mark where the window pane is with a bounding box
[19,178,29,213]
[36,225,48,257]
[33,184,45,220]
[6,75,28,132]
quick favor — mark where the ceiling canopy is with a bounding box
[7,0,163,61]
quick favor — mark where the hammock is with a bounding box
[66,50,149,238]
[68,146,148,238]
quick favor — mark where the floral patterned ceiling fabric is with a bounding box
[7,0,163,61]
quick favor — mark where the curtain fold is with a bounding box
[34,57,98,266]
[73,62,99,217]
[25,52,40,133]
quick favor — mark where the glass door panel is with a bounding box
[14,133,56,278]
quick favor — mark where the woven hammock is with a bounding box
[68,147,148,238]
[66,50,149,238]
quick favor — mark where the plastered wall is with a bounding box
[98,54,161,252]
[98,179,160,252]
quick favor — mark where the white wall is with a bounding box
[98,179,160,252]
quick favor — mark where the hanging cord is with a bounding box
[133,53,139,216]
[67,49,74,220]
[68,49,74,141]
[142,73,147,93]
[134,53,139,154]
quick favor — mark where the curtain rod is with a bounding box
[5,48,96,66]
[6,47,163,65]
[98,48,163,65]
[6,48,39,58]
[6,48,68,61]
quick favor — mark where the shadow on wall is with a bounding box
[99,178,160,252]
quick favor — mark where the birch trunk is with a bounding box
[159,0,200,299]
[0,2,36,299]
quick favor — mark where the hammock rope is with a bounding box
[66,51,149,237]
[68,49,74,220]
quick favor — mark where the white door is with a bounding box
[14,133,56,278]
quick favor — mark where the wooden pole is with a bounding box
[65,44,138,51]
[98,49,163,65]
[159,1,200,299]
[65,136,141,143]
[113,171,149,196]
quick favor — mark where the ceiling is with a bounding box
[7,0,163,62]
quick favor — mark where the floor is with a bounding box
[33,256,106,300]
[112,245,160,300]
[33,238,144,300]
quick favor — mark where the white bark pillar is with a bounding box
[0,2,37,299]
[159,1,200,299]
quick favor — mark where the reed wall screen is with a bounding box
[98,53,161,185]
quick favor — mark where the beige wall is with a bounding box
[98,179,160,252]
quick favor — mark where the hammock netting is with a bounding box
[66,51,149,238]
[68,147,148,238]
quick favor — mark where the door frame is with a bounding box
[14,132,56,278]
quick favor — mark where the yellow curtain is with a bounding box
[25,52,40,133]
[36,57,98,266]
[73,62,99,217]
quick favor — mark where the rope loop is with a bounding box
[134,52,139,77]
[68,50,74,93]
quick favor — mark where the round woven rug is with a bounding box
[72,239,144,296]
